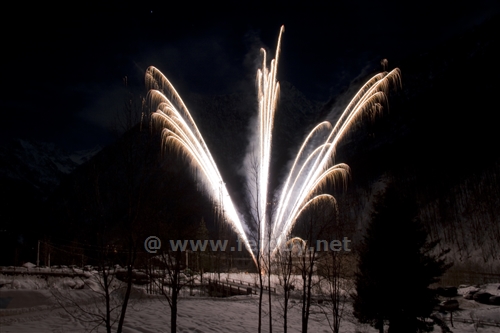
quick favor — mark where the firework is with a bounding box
[270,68,401,254]
[147,25,401,262]
[146,66,256,263]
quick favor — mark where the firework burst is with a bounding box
[147,25,401,261]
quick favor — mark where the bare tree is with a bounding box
[244,151,266,333]
[314,203,355,333]
[141,139,211,332]
[50,242,131,333]
[316,251,354,333]
[52,80,154,333]
[275,238,299,333]
[263,200,276,333]
[147,248,196,333]
[52,165,141,333]
[292,198,335,333]
[298,240,316,333]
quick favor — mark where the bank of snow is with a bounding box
[1,271,499,332]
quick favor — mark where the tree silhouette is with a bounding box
[353,184,451,333]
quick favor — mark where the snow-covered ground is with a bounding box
[0,269,498,332]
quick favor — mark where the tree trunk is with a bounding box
[117,265,133,332]
[117,240,136,333]
[258,260,263,333]
[301,256,308,333]
[171,292,178,333]
[268,248,272,333]
[102,267,112,333]
[283,282,288,333]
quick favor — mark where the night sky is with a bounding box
[3,0,499,151]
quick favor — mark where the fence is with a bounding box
[225,277,276,293]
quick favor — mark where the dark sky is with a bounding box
[3,0,499,151]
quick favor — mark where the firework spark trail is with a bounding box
[270,68,401,253]
[146,66,256,264]
[147,24,401,262]
[253,25,285,254]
